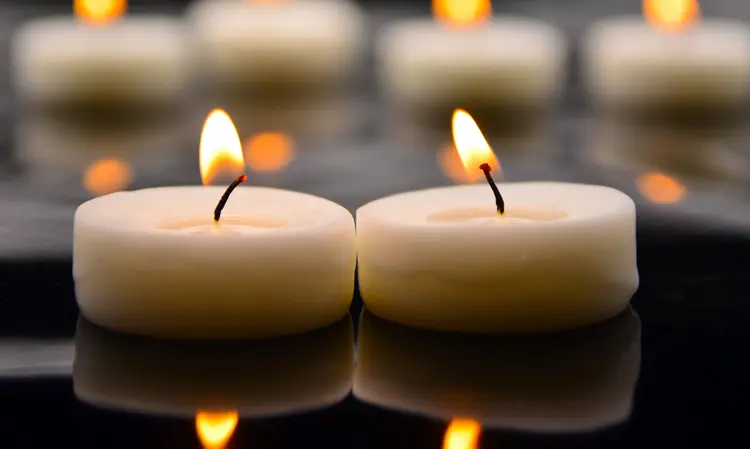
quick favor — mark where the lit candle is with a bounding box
[377,0,565,120]
[73,109,356,339]
[12,0,189,111]
[187,0,365,96]
[354,309,641,431]
[583,0,750,118]
[73,316,353,416]
[356,109,639,334]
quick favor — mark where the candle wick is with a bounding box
[479,163,504,215]
[214,174,248,223]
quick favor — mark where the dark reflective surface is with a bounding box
[2,1,750,448]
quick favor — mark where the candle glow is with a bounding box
[643,0,700,32]
[83,158,132,196]
[244,132,295,172]
[196,411,239,449]
[451,109,500,181]
[636,172,686,204]
[433,0,491,28]
[200,109,246,186]
[443,419,481,449]
[74,0,126,25]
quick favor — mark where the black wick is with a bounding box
[479,163,504,215]
[214,174,248,223]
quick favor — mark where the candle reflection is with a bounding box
[73,315,353,418]
[354,309,641,433]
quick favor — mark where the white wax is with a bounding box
[583,17,750,111]
[73,186,356,339]
[356,183,638,334]
[74,316,353,416]
[188,0,365,92]
[378,17,566,111]
[13,16,189,108]
[354,309,641,431]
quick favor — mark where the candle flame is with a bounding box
[443,419,481,449]
[433,0,491,28]
[200,109,245,186]
[74,0,126,25]
[451,109,500,182]
[643,0,700,32]
[244,132,296,172]
[637,172,686,204]
[196,411,239,449]
[82,158,132,196]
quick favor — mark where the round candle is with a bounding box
[73,110,356,339]
[583,0,750,116]
[356,110,639,333]
[354,309,641,431]
[378,0,565,117]
[73,316,353,417]
[187,0,365,95]
[13,1,189,110]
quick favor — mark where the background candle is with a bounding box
[377,0,566,120]
[12,0,189,111]
[356,111,638,333]
[72,110,356,339]
[187,0,365,96]
[583,0,750,118]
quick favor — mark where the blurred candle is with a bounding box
[583,0,750,118]
[187,0,365,96]
[377,0,565,120]
[12,0,189,111]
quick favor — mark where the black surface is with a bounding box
[2,1,750,448]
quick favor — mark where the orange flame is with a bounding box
[643,0,699,32]
[433,0,491,28]
[443,419,481,449]
[196,411,238,449]
[244,132,296,172]
[74,0,126,25]
[637,172,686,204]
[451,109,500,182]
[82,158,132,196]
[200,109,245,186]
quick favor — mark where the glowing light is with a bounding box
[637,172,686,204]
[451,109,500,181]
[74,0,126,25]
[244,132,295,172]
[200,109,245,186]
[82,158,132,196]
[443,419,481,449]
[433,0,491,28]
[643,0,700,32]
[196,411,239,449]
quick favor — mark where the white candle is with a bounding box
[356,110,639,333]
[188,0,365,95]
[12,0,189,110]
[73,316,353,418]
[354,309,641,431]
[378,0,565,116]
[73,109,356,339]
[583,0,750,115]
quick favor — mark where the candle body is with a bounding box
[583,17,750,115]
[73,186,356,339]
[13,16,189,109]
[354,309,640,431]
[356,183,638,334]
[378,18,565,115]
[188,0,365,94]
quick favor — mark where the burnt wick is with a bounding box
[214,174,248,223]
[479,163,504,215]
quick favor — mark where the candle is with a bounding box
[354,309,641,431]
[73,316,353,417]
[12,0,189,111]
[356,109,639,334]
[187,0,365,96]
[583,0,750,118]
[73,109,356,339]
[377,0,565,120]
